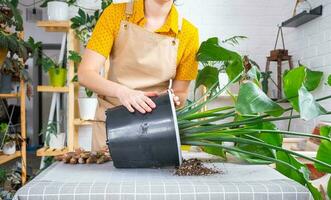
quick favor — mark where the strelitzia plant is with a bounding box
[177,37,331,200]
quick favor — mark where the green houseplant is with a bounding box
[176,37,331,200]
[0,0,38,91]
[70,1,112,45]
[41,56,67,87]
[1,133,22,155]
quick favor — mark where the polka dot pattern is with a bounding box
[86,0,199,80]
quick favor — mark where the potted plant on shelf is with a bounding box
[105,37,331,200]
[0,123,8,145]
[69,50,96,150]
[70,1,112,45]
[1,133,22,155]
[0,0,38,92]
[40,0,77,21]
[40,122,65,148]
[69,50,97,120]
[41,56,67,87]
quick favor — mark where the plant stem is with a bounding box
[181,111,331,135]
[181,128,331,142]
[185,136,331,168]
[287,109,293,131]
[183,141,300,172]
[178,73,243,117]
[179,111,236,129]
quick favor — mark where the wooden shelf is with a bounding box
[0,93,20,98]
[37,147,68,157]
[37,21,70,32]
[282,5,323,27]
[74,119,95,126]
[37,85,69,93]
[0,151,21,165]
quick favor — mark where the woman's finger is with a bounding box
[143,96,156,108]
[124,102,135,113]
[137,98,152,112]
[131,100,146,114]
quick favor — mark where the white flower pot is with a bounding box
[49,132,65,148]
[47,1,69,21]
[2,142,16,155]
[78,125,93,151]
[69,0,101,18]
[78,97,98,120]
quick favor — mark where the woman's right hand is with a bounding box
[116,86,158,114]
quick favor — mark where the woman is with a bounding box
[78,0,199,151]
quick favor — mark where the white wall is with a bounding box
[278,0,331,132]
[177,0,288,68]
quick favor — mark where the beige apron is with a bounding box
[92,1,182,151]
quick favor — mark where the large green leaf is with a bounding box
[328,75,331,86]
[276,152,309,185]
[226,59,244,82]
[315,140,331,173]
[197,37,242,62]
[258,122,283,147]
[320,126,331,138]
[283,66,306,110]
[195,66,219,92]
[283,66,323,111]
[229,151,272,164]
[247,65,261,84]
[307,182,323,200]
[236,82,284,116]
[304,68,323,91]
[298,85,327,121]
[202,141,226,159]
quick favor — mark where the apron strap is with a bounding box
[125,0,134,20]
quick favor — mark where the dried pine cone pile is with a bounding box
[55,149,112,165]
[174,159,220,176]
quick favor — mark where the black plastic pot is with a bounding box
[105,91,182,168]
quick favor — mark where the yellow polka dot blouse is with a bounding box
[86,0,199,80]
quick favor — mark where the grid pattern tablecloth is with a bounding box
[14,153,312,200]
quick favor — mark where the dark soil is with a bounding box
[174,159,221,176]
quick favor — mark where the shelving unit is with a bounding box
[37,86,69,93]
[0,151,21,165]
[0,80,27,184]
[37,20,92,155]
[282,5,323,27]
[36,147,68,157]
[73,119,94,126]
[0,93,20,98]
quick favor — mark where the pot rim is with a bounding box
[167,90,182,166]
